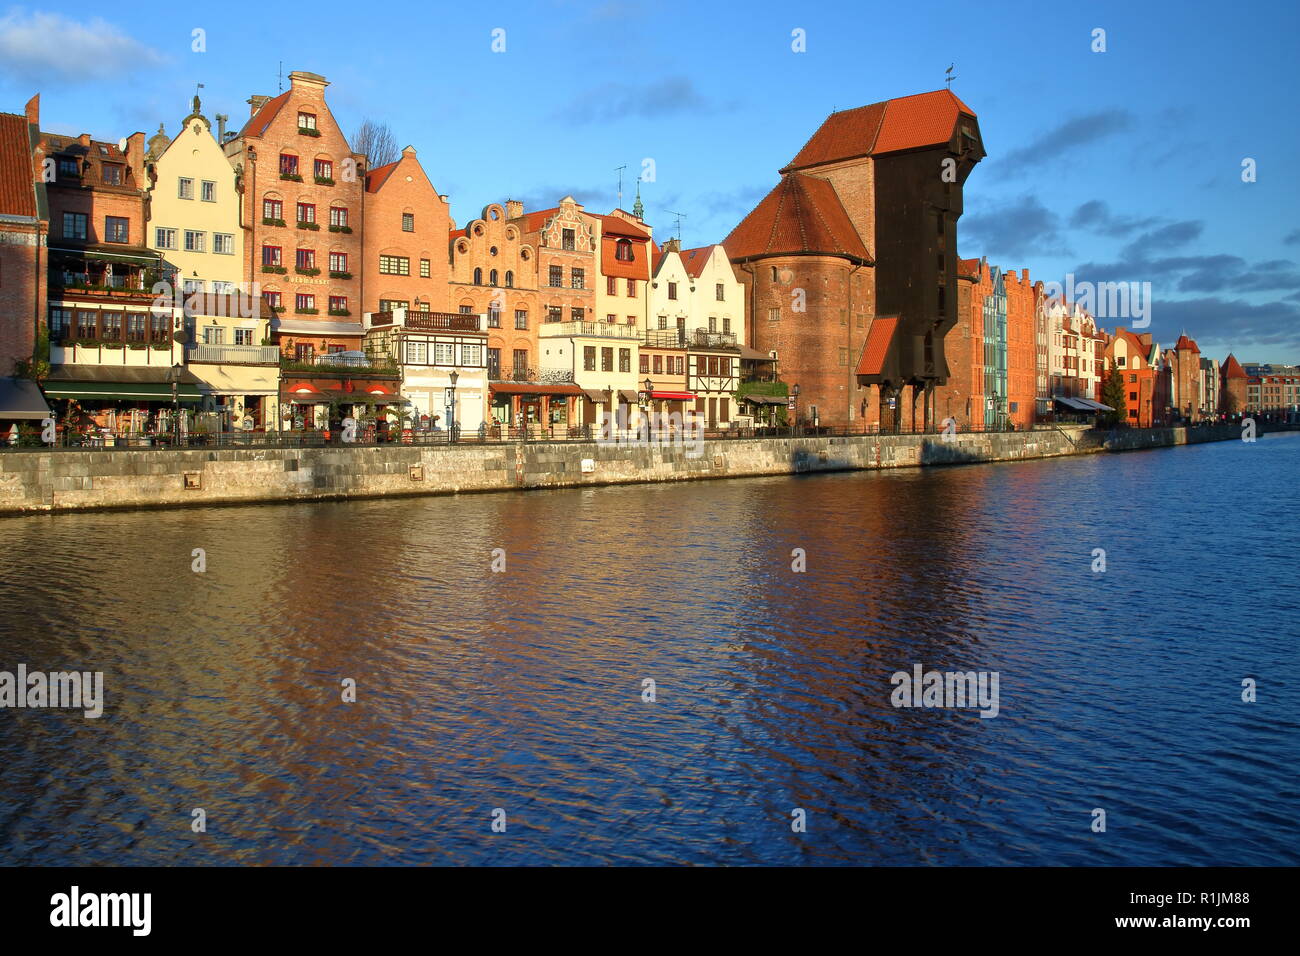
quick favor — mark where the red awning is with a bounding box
[649,390,696,401]
[489,383,584,397]
[856,315,899,377]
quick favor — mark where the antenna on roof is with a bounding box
[277,61,284,93]
[667,210,687,243]
[945,64,957,89]
[615,164,627,209]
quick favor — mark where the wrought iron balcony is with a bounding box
[371,310,482,332]
[540,320,640,340]
[489,366,575,384]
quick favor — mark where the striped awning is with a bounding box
[42,380,202,402]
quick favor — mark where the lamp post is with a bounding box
[167,363,182,446]
[447,369,459,445]
[643,376,653,434]
[605,385,614,437]
[791,382,800,437]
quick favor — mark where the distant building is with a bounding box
[1106,327,1158,427]
[1170,333,1202,421]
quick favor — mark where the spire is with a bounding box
[632,182,644,221]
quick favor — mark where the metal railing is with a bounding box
[188,344,280,364]
[540,321,640,339]
[488,367,575,384]
[370,310,482,332]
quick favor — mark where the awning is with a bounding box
[288,392,410,405]
[0,377,51,419]
[581,388,607,402]
[49,245,160,265]
[1054,396,1102,412]
[618,389,638,404]
[1076,398,1114,412]
[739,345,775,362]
[42,381,202,402]
[649,390,696,401]
[272,318,365,337]
[489,383,584,397]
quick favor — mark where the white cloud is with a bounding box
[0,9,168,85]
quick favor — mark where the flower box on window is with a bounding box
[328,271,352,280]
[314,176,335,186]
[270,306,285,313]
[279,172,303,182]
[150,342,170,351]
[295,307,319,315]
[102,342,125,349]
[298,127,321,137]
[262,217,286,227]
[297,221,320,230]
[262,265,287,274]
[295,267,320,276]
[328,308,351,317]
[328,224,352,234]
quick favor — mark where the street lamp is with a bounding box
[167,363,182,446]
[791,383,800,436]
[447,369,459,444]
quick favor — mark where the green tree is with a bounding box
[1100,365,1127,427]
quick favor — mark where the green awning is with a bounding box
[42,381,202,402]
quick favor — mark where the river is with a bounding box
[1,433,1297,865]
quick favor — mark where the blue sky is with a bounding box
[2,0,1298,361]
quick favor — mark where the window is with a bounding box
[626,279,636,296]
[380,255,410,276]
[606,313,616,324]
[723,317,731,334]
[549,265,563,287]
[547,305,562,323]
[583,346,596,371]
[571,268,585,289]
[402,213,414,232]
[57,157,78,178]
[155,227,177,249]
[178,177,194,199]
[279,154,298,176]
[329,206,348,228]
[458,305,473,314]
[62,212,87,240]
[214,233,234,255]
[213,281,236,295]
[619,348,630,373]
[768,307,780,322]
[380,299,410,312]
[1129,391,1138,402]
[1129,374,1137,383]
[512,349,528,373]
[201,180,216,202]
[126,314,146,341]
[101,164,122,186]
[298,112,317,131]
[716,283,725,301]
[403,340,427,365]
[607,276,617,295]
[184,230,205,252]
[572,307,585,323]
[48,308,71,338]
[514,310,528,330]
[262,245,282,266]
[203,326,226,345]
[295,293,315,311]
[234,328,253,346]
[296,249,315,270]
[76,310,96,338]
[839,347,849,367]
[615,239,632,261]
[264,198,283,221]
[297,202,315,224]
[314,159,332,180]
[461,344,482,367]
[490,269,498,287]
[472,267,483,285]
[420,259,430,278]
[487,307,501,329]
[561,228,575,251]
[329,295,348,313]
[102,314,121,339]
[264,291,281,309]
[434,342,456,366]
[708,316,717,332]
[295,344,314,362]
[505,270,514,288]
[668,281,678,300]
[658,315,668,330]
[653,355,663,374]
[640,354,649,374]
[328,252,347,274]
[601,347,613,372]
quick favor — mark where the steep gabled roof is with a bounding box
[593,210,650,239]
[365,160,399,193]
[856,315,899,378]
[679,245,715,278]
[1222,354,1247,379]
[0,112,36,218]
[783,89,976,172]
[723,173,871,263]
[1175,333,1200,353]
[238,92,290,139]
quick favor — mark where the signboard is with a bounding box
[787,400,795,409]
[887,397,897,409]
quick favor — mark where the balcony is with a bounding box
[540,320,640,340]
[371,310,482,332]
[188,344,279,365]
[490,366,575,384]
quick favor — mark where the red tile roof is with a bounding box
[238,92,290,139]
[365,160,399,193]
[723,173,871,262]
[679,245,713,278]
[0,112,36,218]
[1175,334,1200,352]
[856,315,899,377]
[593,211,650,238]
[784,90,976,171]
[1222,353,1247,379]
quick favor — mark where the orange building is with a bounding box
[1106,327,1158,427]
[1003,268,1040,429]
[363,145,450,315]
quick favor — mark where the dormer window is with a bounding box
[57,157,79,178]
[615,239,633,261]
[101,163,123,186]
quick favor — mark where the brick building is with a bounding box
[1105,327,1158,427]
[1220,353,1247,415]
[1003,267,1040,429]
[0,97,45,376]
[933,257,982,428]
[363,145,450,315]
[226,70,366,358]
[725,90,982,430]
[1169,333,1202,421]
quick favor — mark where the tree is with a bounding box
[1100,365,1127,427]
[1221,388,1240,416]
[352,119,399,169]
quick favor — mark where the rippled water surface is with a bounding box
[2,434,1298,865]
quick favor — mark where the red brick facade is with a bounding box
[363,146,450,315]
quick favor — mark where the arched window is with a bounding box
[489,269,498,287]
[473,267,482,285]
[615,239,633,262]
[505,270,514,288]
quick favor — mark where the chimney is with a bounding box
[77,133,91,147]
[288,71,329,92]
[247,95,271,118]
[665,238,681,253]
[505,199,523,219]
[216,114,227,142]
[24,94,39,129]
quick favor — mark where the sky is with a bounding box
[2,0,1298,362]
